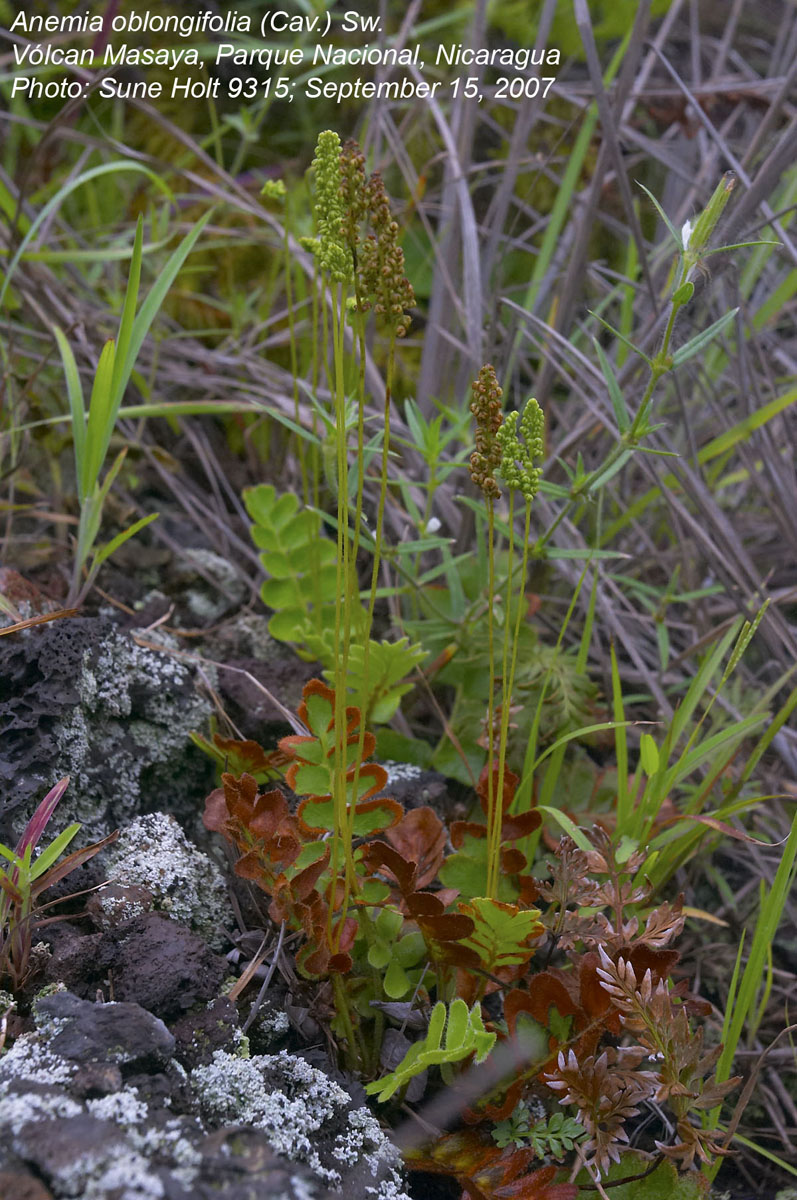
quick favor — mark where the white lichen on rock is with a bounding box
[173,547,247,622]
[93,887,150,928]
[365,1179,413,1200]
[81,1149,166,1200]
[87,1090,149,1128]
[254,1005,291,1043]
[0,1032,76,1085]
[191,1049,409,1196]
[45,624,212,835]
[103,811,230,947]
[0,1090,83,1134]
[192,1049,350,1185]
[282,1176,324,1200]
[381,760,424,785]
[130,1117,202,1177]
[336,1109,411,1200]
[193,1045,339,1114]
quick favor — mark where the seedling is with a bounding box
[0,777,116,991]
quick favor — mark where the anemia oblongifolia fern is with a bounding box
[305,132,415,969]
[470,367,545,899]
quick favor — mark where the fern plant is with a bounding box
[492,1103,586,1159]
[245,482,426,722]
[365,998,496,1102]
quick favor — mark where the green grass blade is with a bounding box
[669,621,740,749]
[713,812,797,1094]
[733,683,797,795]
[665,713,767,790]
[83,340,117,501]
[724,1133,797,1178]
[116,209,214,406]
[536,806,593,852]
[110,214,144,406]
[0,162,173,314]
[28,824,80,881]
[92,512,159,571]
[53,326,86,497]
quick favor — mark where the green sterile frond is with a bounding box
[457,896,543,975]
[364,998,496,1102]
[244,483,339,656]
[323,636,427,724]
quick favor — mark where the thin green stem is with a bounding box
[283,199,308,506]
[535,258,692,555]
[490,490,516,900]
[485,497,498,899]
[343,291,370,869]
[330,284,357,950]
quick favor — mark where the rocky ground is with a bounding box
[0,563,789,1200]
[0,563,418,1200]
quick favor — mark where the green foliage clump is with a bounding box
[492,1102,586,1157]
[244,483,426,723]
[365,999,496,1102]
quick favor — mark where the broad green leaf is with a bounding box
[384,959,411,999]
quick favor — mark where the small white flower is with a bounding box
[681,218,693,250]
[424,517,441,535]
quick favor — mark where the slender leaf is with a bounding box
[593,337,629,432]
[53,327,86,494]
[116,209,214,405]
[637,181,682,247]
[83,340,117,500]
[92,513,159,571]
[672,309,738,368]
[0,162,173,313]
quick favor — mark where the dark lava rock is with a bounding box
[172,995,240,1069]
[0,616,211,843]
[35,991,175,1070]
[0,990,408,1200]
[43,912,227,1020]
[0,1155,55,1200]
[12,1114,128,1188]
[70,1060,124,1099]
[108,912,227,1017]
[193,1128,337,1199]
[42,923,114,994]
